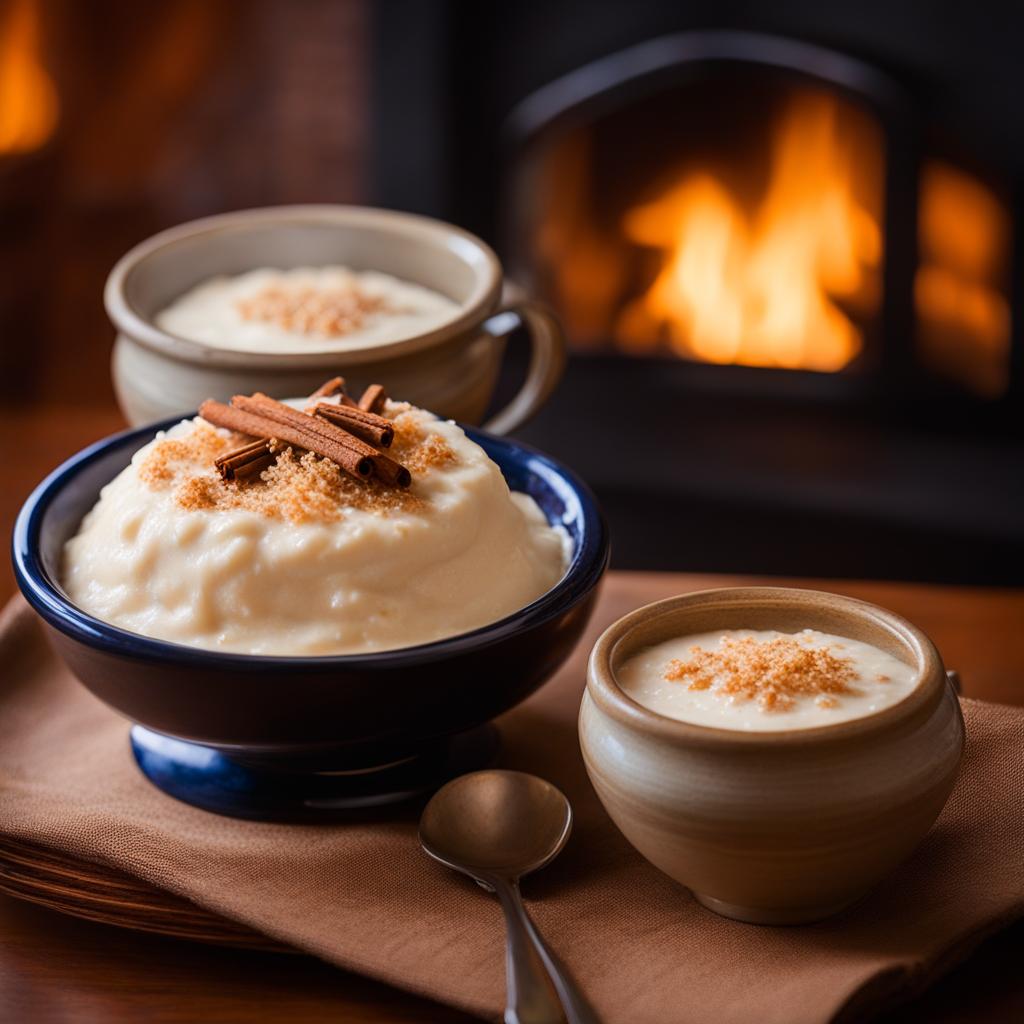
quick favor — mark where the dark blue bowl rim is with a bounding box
[12,416,608,670]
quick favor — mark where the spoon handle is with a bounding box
[518,911,602,1024]
[495,879,565,1024]
[495,879,601,1024]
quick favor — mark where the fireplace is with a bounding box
[521,88,883,373]
[504,32,1012,401]
[510,42,890,375]
[370,5,1023,585]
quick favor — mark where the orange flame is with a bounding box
[617,94,882,370]
[0,0,59,156]
[915,163,1010,396]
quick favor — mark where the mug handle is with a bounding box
[480,301,567,435]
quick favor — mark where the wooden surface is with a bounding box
[2,404,1023,1022]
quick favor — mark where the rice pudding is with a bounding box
[155,266,460,353]
[617,629,918,731]
[62,387,570,656]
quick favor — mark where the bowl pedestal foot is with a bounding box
[129,724,499,822]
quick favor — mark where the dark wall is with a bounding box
[370,0,1024,244]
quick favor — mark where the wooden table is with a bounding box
[2,406,1022,1022]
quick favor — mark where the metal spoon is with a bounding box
[420,770,600,1024]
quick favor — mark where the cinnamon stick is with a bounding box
[358,384,387,414]
[304,377,359,414]
[199,399,374,480]
[215,437,270,465]
[232,393,379,458]
[307,376,346,401]
[203,390,412,489]
[214,438,277,482]
[246,392,411,489]
[312,401,394,448]
[370,454,412,489]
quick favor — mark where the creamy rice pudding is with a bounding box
[617,629,918,731]
[156,266,460,353]
[62,385,570,655]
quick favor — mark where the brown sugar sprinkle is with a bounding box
[876,673,891,683]
[138,423,232,487]
[664,635,862,712]
[389,413,458,474]
[142,406,457,524]
[191,447,426,522]
[236,284,390,338]
[174,446,425,523]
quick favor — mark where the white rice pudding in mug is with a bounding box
[62,399,570,656]
[155,266,460,353]
[617,629,919,731]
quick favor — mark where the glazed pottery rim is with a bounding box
[104,205,504,368]
[13,416,608,670]
[587,588,945,747]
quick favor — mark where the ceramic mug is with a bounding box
[580,587,965,925]
[105,205,566,431]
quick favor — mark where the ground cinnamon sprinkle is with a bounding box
[236,284,390,338]
[664,635,861,712]
[140,405,456,524]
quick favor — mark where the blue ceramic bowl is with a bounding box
[13,419,608,771]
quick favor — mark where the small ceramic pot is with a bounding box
[580,587,965,925]
[105,205,565,433]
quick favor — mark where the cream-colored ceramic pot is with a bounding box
[580,587,965,925]
[106,205,565,432]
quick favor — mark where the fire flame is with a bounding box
[915,162,1010,396]
[0,0,59,156]
[618,94,882,370]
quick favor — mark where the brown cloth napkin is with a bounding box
[1,593,1022,1024]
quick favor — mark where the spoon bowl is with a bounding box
[420,770,572,881]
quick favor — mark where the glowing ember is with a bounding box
[617,94,882,371]
[0,0,58,156]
